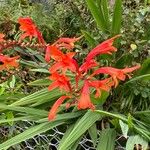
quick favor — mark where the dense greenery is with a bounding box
[0,0,150,150]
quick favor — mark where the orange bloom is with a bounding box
[77,80,95,110]
[79,59,98,73]
[88,78,114,98]
[18,17,45,44]
[53,37,81,50]
[48,96,70,121]
[0,55,20,71]
[0,33,5,42]
[45,45,64,62]
[75,59,98,89]
[85,35,120,61]
[49,52,78,74]
[48,72,71,92]
[91,65,140,87]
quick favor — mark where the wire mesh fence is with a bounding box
[0,121,126,150]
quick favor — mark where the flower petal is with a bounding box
[48,96,70,121]
[77,80,95,110]
[85,35,120,61]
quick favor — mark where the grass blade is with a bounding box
[101,0,110,27]
[96,128,116,150]
[58,110,102,150]
[81,30,97,47]
[86,0,107,32]
[88,123,98,147]
[10,88,63,106]
[111,0,122,35]
[0,103,48,117]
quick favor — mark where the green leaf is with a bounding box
[125,74,150,84]
[96,128,116,150]
[96,0,110,30]
[126,135,148,150]
[9,75,16,89]
[0,103,48,117]
[0,116,35,124]
[86,0,108,32]
[10,88,62,106]
[119,120,128,138]
[127,114,134,129]
[30,68,49,73]
[6,111,14,126]
[0,121,64,150]
[134,110,150,115]
[37,111,84,123]
[101,0,110,27]
[58,124,75,149]
[138,58,150,75]
[58,110,102,150]
[81,30,97,47]
[0,87,5,95]
[115,53,133,68]
[88,123,98,147]
[95,110,150,140]
[95,110,127,121]
[69,136,83,150]
[111,0,122,35]
[28,78,51,86]
[91,90,109,105]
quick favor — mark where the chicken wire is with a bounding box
[0,121,126,150]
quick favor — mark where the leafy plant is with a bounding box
[0,1,150,148]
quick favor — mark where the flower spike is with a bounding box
[18,17,45,44]
[85,35,120,61]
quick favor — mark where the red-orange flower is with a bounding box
[45,45,64,62]
[79,59,98,73]
[77,80,95,110]
[88,78,114,98]
[49,52,78,74]
[0,55,20,71]
[18,17,45,44]
[53,37,82,50]
[91,65,140,87]
[48,72,71,92]
[48,95,70,121]
[85,35,120,61]
[75,59,98,89]
[0,33,5,42]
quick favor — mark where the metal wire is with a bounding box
[0,121,126,150]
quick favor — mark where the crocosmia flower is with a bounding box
[91,65,140,87]
[54,37,82,50]
[49,52,78,74]
[47,34,141,121]
[0,55,20,71]
[85,35,120,61]
[79,59,98,73]
[18,17,45,44]
[45,45,64,63]
[48,72,71,92]
[77,80,95,110]
[48,96,71,121]
[0,33,5,42]
[88,78,114,98]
